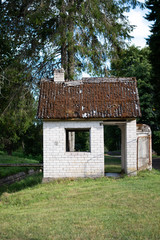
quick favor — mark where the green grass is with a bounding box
[0,151,40,179]
[105,155,121,173]
[0,170,160,240]
[0,173,43,195]
[152,154,160,159]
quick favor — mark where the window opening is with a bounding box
[66,129,90,152]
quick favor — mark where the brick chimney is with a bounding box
[54,68,65,82]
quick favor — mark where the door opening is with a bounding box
[104,125,122,173]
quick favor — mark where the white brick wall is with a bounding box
[125,120,137,175]
[120,125,126,171]
[54,69,64,82]
[43,121,104,180]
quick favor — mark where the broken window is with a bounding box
[66,129,90,152]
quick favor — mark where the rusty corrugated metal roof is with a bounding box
[37,77,141,119]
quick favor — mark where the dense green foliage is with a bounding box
[75,131,90,152]
[153,130,160,155]
[0,170,160,239]
[145,0,160,120]
[0,42,35,154]
[110,45,160,153]
[22,121,43,158]
[0,95,36,155]
[145,1,160,154]
[0,0,143,79]
[0,1,36,155]
[104,126,121,151]
[111,46,154,125]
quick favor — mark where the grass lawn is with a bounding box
[0,151,40,179]
[105,155,121,173]
[0,170,160,240]
[152,154,160,159]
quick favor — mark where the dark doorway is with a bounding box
[104,125,121,173]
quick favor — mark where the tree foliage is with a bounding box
[145,1,160,154]
[0,0,143,155]
[111,45,155,125]
[22,120,43,159]
[104,126,121,151]
[111,45,160,153]
[1,0,143,79]
[0,0,38,154]
[145,0,160,119]
[0,88,36,155]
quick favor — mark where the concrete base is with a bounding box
[105,173,121,178]
[42,174,103,183]
[127,170,137,176]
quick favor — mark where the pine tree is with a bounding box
[145,0,160,154]
[1,0,143,79]
[145,0,160,119]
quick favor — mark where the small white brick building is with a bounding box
[37,69,152,181]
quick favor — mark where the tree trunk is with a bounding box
[61,44,67,78]
[68,0,74,80]
[6,145,13,156]
[22,140,25,150]
[60,0,68,79]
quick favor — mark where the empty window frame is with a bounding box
[66,129,90,152]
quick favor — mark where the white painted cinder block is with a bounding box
[125,120,137,175]
[54,68,65,82]
[43,121,104,180]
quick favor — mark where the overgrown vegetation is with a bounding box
[0,170,160,240]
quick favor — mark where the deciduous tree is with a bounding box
[111,46,154,125]
[110,45,160,153]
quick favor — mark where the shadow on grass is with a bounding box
[0,173,43,196]
[105,155,121,173]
